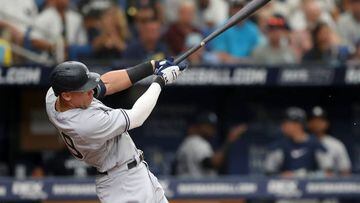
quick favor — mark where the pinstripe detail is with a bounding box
[120,109,130,132]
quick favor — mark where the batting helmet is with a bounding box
[50,61,100,96]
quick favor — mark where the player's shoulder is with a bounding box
[76,102,118,129]
[78,101,110,119]
[45,87,56,105]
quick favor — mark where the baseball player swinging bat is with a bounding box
[45,1,270,203]
[174,0,271,64]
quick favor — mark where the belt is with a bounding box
[97,152,144,175]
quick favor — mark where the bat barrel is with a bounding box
[174,0,271,65]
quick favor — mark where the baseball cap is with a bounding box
[283,107,307,124]
[266,14,290,30]
[310,106,328,119]
[50,61,101,96]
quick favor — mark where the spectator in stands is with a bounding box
[164,1,201,55]
[123,19,168,61]
[0,0,38,64]
[184,33,220,65]
[130,5,157,39]
[337,0,360,50]
[194,0,229,33]
[289,0,336,31]
[92,4,130,59]
[252,15,297,64]
[128,0,164,25]
[211,0,260,63]
[163,0,228,31]
[287,0,336,61]
[67,0,110,60]
[0,39,12,66]
[0,0,38,44]
[308,106,352,175]
[265,107,331,177]
[30,0,87,59]
[302,23,349,65]
[174,112,247,177]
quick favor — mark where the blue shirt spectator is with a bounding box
[212,21,260,58]
[210,1,260,63]
[123,19,168,61]
[123,40,168,62]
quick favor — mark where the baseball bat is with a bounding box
[174,0,271,64]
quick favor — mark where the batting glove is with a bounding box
[154,58,174,73]
[154,62,188,85]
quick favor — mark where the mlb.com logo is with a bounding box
[267,180,302,198]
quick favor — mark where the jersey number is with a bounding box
[61,132,84,160]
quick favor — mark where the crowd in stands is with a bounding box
[0,0,359,66]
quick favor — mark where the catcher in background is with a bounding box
[45,59,186,203]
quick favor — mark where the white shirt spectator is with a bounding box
[163,0,228,28]
[0,0,38,33]
[288,8,336,31]
[272,0,301,19]
[337,12,360,48]
[272,0,336,21]
[252,43,297,65]
[175,135,217,178]
[320,135,351,173]
[30,7,87,45]
[200,0,229,27]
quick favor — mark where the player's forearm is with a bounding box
[100,69,132,95]
[125,82,162,129]
[101,61,155,96]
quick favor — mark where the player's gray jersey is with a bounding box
[321,135,351,173]
[45,88,140,172]
[175,135,217,177]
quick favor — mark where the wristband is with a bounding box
[126,61,153,84]
[153,76,165,89]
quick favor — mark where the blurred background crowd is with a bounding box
[0,0,359,66]
[0,0,359,176]
[0,0,360,200]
